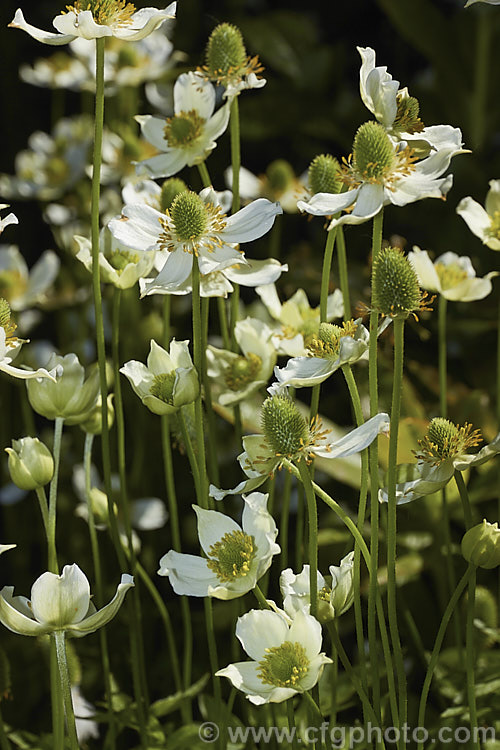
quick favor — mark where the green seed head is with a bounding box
[261,395,310,457]
[164,110,204,149]
[257,641,310,688]
[150,371,177,405]
[225,353,262,391]
[160,178,188,212]
[205,23,247,80]
[0,298,12,329]
[352,121,395,181]
[206,529,256,582]
[416,417,482,463]
[393,94,424,135]
[266,160,295,194]
[108,249,139,273]
[308,154,341,195]
[170,191,208,242]
[372,247,421,318]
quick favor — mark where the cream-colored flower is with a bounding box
[0,299,58,382]
[75,228,155,289]
[26,352,100,421]
[456,180,500,251]
[408,247,496,302]
[0,245,60,311]
[225,162,308,214]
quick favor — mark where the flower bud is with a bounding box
[266,160,295,195]
[372,247,422,319]
[462,520,500,569]
[308,154,341,195]
[329,551,355,617]
[160,177,188,212]
[5,437,54,491]
[26,353,100,423]
[79,394,115,436]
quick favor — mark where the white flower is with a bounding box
[210,396,389,500]
[121,339,199,416]
[207,318,277,407]
[0,206,18,236]
[225,163,308,213]
[135,72,230,178]
[71,686,99,743]
[215,608,331,704]
[456,180,500,251]
[158,493,280,600]
[26,352,100,421]
[297,121,466,230]
[108,187,282,295]
[20,50,89,90]
[0,245,60,311]
[256,284,344,357]
[75,228,155,289]
[408,247,497,302]
[0,563,134,637]
[273,319,370,389]
[281,553,355,622]
[0,301,58,382]
[9,3,176,44]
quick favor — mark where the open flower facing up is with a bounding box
[273,319,369,389]
[408,247,497,302]
[26,352,100,422]
[256,284,344,357]
[0,563,133,637]
[456,180,500,251]
[75,228,155,290]
[10,2,176,45]
[379,418,500,505]
[280,552,355,623]
[0,246,60,311]
[135,71,230,178]
[0,299,58,382]
[158,493,280,600]
[207,318,277,407]
[210,392,389,500]
[0,205,18,236]
[108,188,282,295]
[216,608,331,704]
[121,339,199,416]
[298,121,466,230]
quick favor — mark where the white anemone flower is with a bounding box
[9,3,176,44]
[0,563,134,637]
[158,493,280,600]
[75,228,155,289]
[456,180,500,251]
[0,246,60,311]
[297,121,466,230]
[207,318,277,406]
[135,72,230,178]
[121,339,199,416]
[19,51,89,91]
[215,608,331,704]
[0,301,58,382]
[0,206,19,236]
[225,163,308,213]
[210,396,389,500]
[379,419,500,505]
[273,318,370,389]
[108,187,282,295]
[256,284,344,357]
[280,553,355,622]
[408,247,497,302]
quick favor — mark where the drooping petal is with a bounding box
[274,357,336,388]
[141,250,192,295]
[66,574,134,635]
[135,149,189,179]
[298,189,358,217]
[53,11,111,39]
[224,258,288,287]
[120,360,154,400]
[215,662,277,703]
[0,586,47,636]
[456,196,500,250]
[157,550,216,597]
[314,412,390,459]
[9,9,76,45]
[222,200,283,244]
[330,182,384,227]
[111,5,177,41]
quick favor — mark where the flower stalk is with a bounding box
[53,631,79,750]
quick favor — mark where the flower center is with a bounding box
[261,395,310,458]
[393,94,424,135]
[487,210,500,240]
[415,417,483,464]
[0,298,18,346]
[150,371,176,405]
[169,192,209,243]
[201,22,263,86]
[63,0,136,26]
[108,249,140,273]
[372,247,422,319]
[307,320,358,360]
[308,154,341,195]
[0,270,27,303]
[225,353,262,391]
[157,193,227,256]
[257,641,310,688]
[206,529,256,582]
[352,121,395,181]
[164,111,206,149]
[434,261,469,291]
[45,156,70,186]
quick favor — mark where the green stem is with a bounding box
[438,296,448,417]
[50,641,65,750]
[386,317,407,743]
[35,486,49,537]
[416,566,473,750]
[471,8,491,150]
[178,406,202,499]
[53,632,79,750]
[197,161,212,189]
[455,470,473,530]
[253,584,270,609]
[217,297,231,350]
[230,97,240,214]
[286,700,300,750]
[368,207,383,716]
[201,296,220,486]
[47,417,64,574]
[191,260,209,508]
[336,226,351,319]
[280,470,292,570]
[297,460,318,619]
[319,228,337,322]
[466,566,480,748]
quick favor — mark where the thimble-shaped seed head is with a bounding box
[261,395,310,457]
[393,94,424,134]
[308,154,341,195]
[170,192,208,242]
[266,160,295,194]
[205,23,247,80]
[372,247,421,318]
[160,178,188,212]
[352,121,395,181]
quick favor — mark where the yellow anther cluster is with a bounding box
[257,641,309,688]
[64,0,136,26]
[207,530,256,583]
[415,417,483,464]
[163,110,205,149]
[224,353,262,391]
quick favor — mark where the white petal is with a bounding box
[147,339,174,374]
[174,71,215,119]
[141,251,192,295]
[298,190,357,217]
[53,11,112,39]
[120,360,153,400]
[112,6,177,41]
[194,506,241,556]
[203,103,231,142]
[215,662,275,700]
[31,564,90,627]
[108,206,161,251]
[407,246,441,292]
[485,179,500,216]
[135,115,168,151]
[456,197,498,248]
[135,150,189,179]
[288,610,323,659]
[236,609,289,661]
[224,258,287,287]
[358,46,399,128]
[157,550,215,597]
[198,243,245,275]
[274,357,336,388]
[0,586,46,636]
[442,275,494,302]
[9,9,76,45]
[222,200,282,244]
[314,412,390,459]
[67,574,134,635]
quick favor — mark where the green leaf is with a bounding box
[150,673,210,718]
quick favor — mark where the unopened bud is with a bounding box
[6,437,54,491]
[462,520,500,569]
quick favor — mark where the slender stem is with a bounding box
[201,296,220,486]
[0,705,11,750]
[286,700,300,750]
[35,487,49,537]
[204,598,221,702]
[253,584,270,609]
[336,226,351,319]
[50,642,65,750]
[230,97,240,215]
[302,691,324,726]
[455,470,473,530]
[197,161,212,189]
[368,207,383,716]
[47,417,64,574]
[319,228,337,322]
[217,297,231,350]
[466,567,480,748]
[178,406,202,499]
[280,470,292,570]
[416,566,473,750]
[438,296,448,417]
[386,317,407,743]
[53,632,79,750]
[497,294,500,608]
[297,460,318,619]
[471,8,491,150]
[191,260,209,508]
